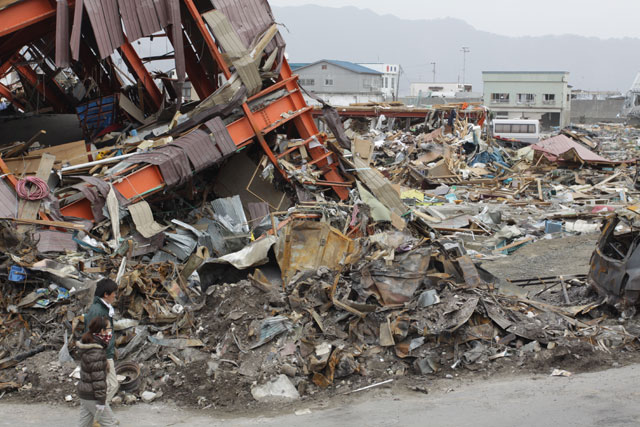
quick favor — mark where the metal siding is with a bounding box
[102,0,125,52]
[35,230,78,253]
[83,0,112,58]
[69,0,84,60]
[0,178,17,218]
[205,116,236,155]
[153,0,168,28]
[137,0,162,37]
[118,0,143,41]
[211,0,284,61]
[173,129,222,172]
[55,0,70,68]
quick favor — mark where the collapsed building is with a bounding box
[1,0,640,410]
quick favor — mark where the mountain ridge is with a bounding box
[273,5,640,94]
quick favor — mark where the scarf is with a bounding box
[100,298,115,318]
[94,331,112,345]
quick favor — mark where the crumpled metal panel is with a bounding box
[211,0,285,72]
[126,145,191,187]
[361,247,432,306]
[211,195,249,234]
[205,116,237,156]
[172,129,222,172]
[275,221,358,286]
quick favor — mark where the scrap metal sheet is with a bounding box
[172,129,222,172]
[128,200,168,238]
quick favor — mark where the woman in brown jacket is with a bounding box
[77,316,119,427]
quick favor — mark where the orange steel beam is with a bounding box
[0,0,58,38]
[184,0,348,199]
[118,39,163,111]
[0,82,25,110]
[11,54,67,112]
[183,0,232,79]
[60,165,165,220]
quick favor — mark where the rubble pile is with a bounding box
[3,107,640,409]
[1,0,640,412]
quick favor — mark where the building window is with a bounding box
[324,78,333,86]
[299,79,315,86]
[495,124,536,134]
[321,64,327,70]
[491,93,510,103]
[517,93,535,104]
[182,83,192,101]
[391,77,395,88]
[543,94,556,104]
[567,94,570,102]
[384,77,388,88]
[496,111,509,118]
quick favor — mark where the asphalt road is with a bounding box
[2,364,639,427]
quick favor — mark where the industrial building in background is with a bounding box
[291,60,384,106]
[482,71,572,129]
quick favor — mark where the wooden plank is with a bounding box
[0,217,86,230]
[17,153,55,232]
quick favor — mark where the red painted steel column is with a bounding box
[0,82,26,110]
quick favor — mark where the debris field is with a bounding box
[1,0,640,413]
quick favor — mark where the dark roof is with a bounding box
[293,60,381,75]
[289,63,310,70]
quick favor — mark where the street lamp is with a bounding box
[461,47,470,84]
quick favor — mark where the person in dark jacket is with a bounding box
[77,316,118,427]
[84,278,119,402]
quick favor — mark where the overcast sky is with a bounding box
[270,0,638,39]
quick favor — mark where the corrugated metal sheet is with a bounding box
[532,135,612,164]
[118,0,143,41]
[0,178,17,218]
[211,0,284,56]
[173,129,222,172]
[247,202,269,223]
[127,145,191,187]
[137,0,162,37]
[69,0,84,60]
[55,0,70,68]
[84,0,125,59]
[205,116,236,155]
[34,230,78,253]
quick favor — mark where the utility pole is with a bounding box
[461,47,470,84]
[430,62,436,83]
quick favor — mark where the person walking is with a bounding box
[84,278,119,402]
[77,316,119,427]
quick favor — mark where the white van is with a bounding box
[492,119,540,143]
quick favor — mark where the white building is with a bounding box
[482,71,571,128]
[357,63,400,101]
[291,60,384,107]
[410,82,472,98]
